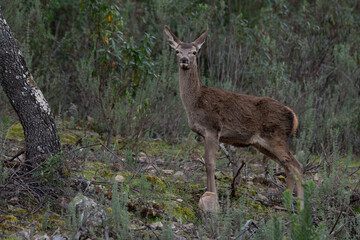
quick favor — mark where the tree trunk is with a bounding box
[0,12,60,165]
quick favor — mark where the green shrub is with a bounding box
[3,0,359,155]
[111,181,131,239]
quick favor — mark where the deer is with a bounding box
[164,26,304,212]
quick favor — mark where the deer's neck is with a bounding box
[178,67,201,108]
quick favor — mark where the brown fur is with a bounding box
[164,26,304,210]
[285,106,299,135]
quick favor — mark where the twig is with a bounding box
[99,143,135,170]
[196,157,225,174]
[130,226,147,231]
[67,143,102,155]
[104,226,110,240]
[332,223,346,237]
[329,205,344,235]
[304,161,321,174]
[51,227,61,237]
[237,219,253,240]
[3,148,25,163]
[245,193,277,208]
[231,161,245,197]
[219,143,234,164]
[146,143,162,175]
[348,166,360,177]
[146,225,160,240]
[267,175,286,191]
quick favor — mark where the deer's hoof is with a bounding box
[199,191,220,212]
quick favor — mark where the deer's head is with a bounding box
[164,26,208,70]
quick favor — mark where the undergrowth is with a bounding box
[1,0,360,239]
[1,125,360,238]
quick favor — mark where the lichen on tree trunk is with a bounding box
[0,12,60,165]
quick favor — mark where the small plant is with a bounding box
[0,163,8,185]
[0,116,10,185]
[41,203,51,230]
[36,151,66,187]
[111,180,131,239]
[160,220,175,240]
[283,180,327,240]
[199,192,248,239]
[67,194,80,233]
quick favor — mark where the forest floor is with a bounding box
[1,121,360,239]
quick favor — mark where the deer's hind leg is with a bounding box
[254,138,304,208]
[265,139,303,208]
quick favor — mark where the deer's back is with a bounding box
[190,86,295,145]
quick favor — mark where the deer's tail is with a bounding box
[285,106,298,136]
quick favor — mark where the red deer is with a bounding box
[164,26,303,211]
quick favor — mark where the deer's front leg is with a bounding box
[204,130,218,192]
[199,130,220,212]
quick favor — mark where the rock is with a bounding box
[133,219,144,226]
[9,197,19,205]
[162,169,174,175]
[138,152,149,163]
[149,221,163,230]
[183,223,194,232]
[257,193,269,202]
[115,175,125,182]
[33,234,50,240]
[144,165,155,173]
[10,230,31,240]
[68,193,106,229]
[87,115,94,122]
[155,158,165,165]
[52,234,68,240]
[198,192,220,212]
[174,171,185,178]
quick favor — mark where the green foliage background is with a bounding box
[1,1,360,239]
[1,0,360,158]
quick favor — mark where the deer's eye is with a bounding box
[175,50,179,54]
[193,51,197,55]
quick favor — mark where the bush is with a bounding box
[2,0,359,156]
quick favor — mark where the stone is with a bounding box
[144,165,154,171]
[138,152,149,163]
[68,193,106,228]
[162,169,174,175]
[145,165,156,174]
[174,171,185,178]
[155,158,165,165]
[11,230,30,240]
[198,192,220,212]
[9,197,19,205]
[33,234,50,240]
[149,221,163,230]
[183,223,194,232]
[257,193,269,201]
[52,234,68,240]
[115,175,125,182]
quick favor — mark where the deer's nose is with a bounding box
[180,57,188,63]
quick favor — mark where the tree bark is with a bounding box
[0,12,60,164]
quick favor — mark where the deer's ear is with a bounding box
[192,30,208,50]
[164,26,181,50]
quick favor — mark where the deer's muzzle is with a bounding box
[180,57,189,69]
